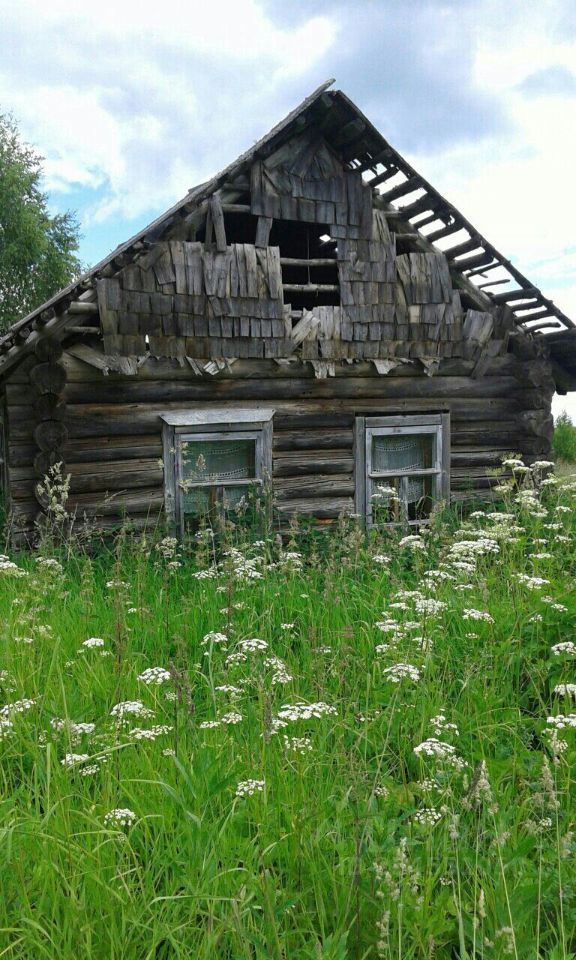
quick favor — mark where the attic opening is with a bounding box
[270,219,340,313]
[196,208,340,317]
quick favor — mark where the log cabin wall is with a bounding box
[4,343,554,543]
[0,90,565,543]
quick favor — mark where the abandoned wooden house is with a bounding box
[1,80,575,542]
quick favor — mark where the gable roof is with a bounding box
[0,79,572,376]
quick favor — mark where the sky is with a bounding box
[1,0,576,416]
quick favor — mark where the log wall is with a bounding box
[3,348,555,541]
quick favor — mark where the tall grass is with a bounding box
[0,461,575,958]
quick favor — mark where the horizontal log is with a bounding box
[282,283,339,293]
[7,353,541,387]
[280,258,338,268]
[11,488,164,518]
[274,475,355,500]
[5,395,533,444]
[274,497,353,518]
[273,428,353,451]
[273,453,354,478]
[68,301,99,315]
[8,436,162,469]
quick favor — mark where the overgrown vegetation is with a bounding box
[1,457,576,959]
[553,411,576,465]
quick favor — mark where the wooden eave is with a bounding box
[0,78,572,379]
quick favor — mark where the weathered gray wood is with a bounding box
[34,420,68,452]
[35,338,63,363]
[255,217,273,248]
[210,196,227,252]
[30,362,66,395]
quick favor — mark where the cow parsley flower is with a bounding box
[137,667,171,686]
[238,638,268,653]
[82,637,105,649]
[546,714,576,729]
[277,702,337,722]
[236,779,265,797]
[104,808,137,828]
[551,642,576,657]
[110,700,154,722]
[412,807,442,826]
[61,753,90,767]
[554,684,576,698]
[201,631,228,646]
[220,712,243,725]
[0,698,35,718]
[541,597,568,612]
[382,663,420,683]
[130,724,173,740]
[462,609,494,624]
[515,574,550,590]
[283,735,313,754]
[399,535,425,550]
[414,598,447,616]
[0,718,14,739]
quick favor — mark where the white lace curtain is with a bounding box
[373,435,430,504]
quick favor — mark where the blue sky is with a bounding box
[2,0,576,413]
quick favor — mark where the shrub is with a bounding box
[552,410,576,463]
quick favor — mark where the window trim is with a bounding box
[354,413,450,525]
[160,408,274,533]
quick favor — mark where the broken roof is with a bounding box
[0,78,572,376]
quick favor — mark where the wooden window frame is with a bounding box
[354,413,450,526]
[160,409,273,534]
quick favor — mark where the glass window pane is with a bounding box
[405,475,434,521]
[372,433,433,473]
[181,438,256,483]
[182,487,211,516]
[223,486,249,512]
[371,474,435,522]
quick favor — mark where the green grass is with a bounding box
[1,469,576,959]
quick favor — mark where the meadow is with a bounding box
[1,459,575,959]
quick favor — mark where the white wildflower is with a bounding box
[201,631,228,646]
[283,735,312,754]
[238,638,268,653]
[277,701,337,722]
[412,807,442,826]
[137,667,171,686]
[382,663,420,683]
[130,724,173,740]
[104,808,137,828]
[61,753,90,767]
[236,779,265,797]
[551,642,576,657]
[462,609,494,624]
[110,700,154,722]
[554,684,576,698]
[515,574,550,590]
[82,637,105,649]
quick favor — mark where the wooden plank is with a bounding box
[255,217,273,248]
[210,196,227,252]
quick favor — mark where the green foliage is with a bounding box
[0,113,82,332]
[1,468,576,958]
[552,411,576,464]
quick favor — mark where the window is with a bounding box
[355,414,449,525]
[160,409,274,533]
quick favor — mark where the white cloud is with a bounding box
[0,0,338,225]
